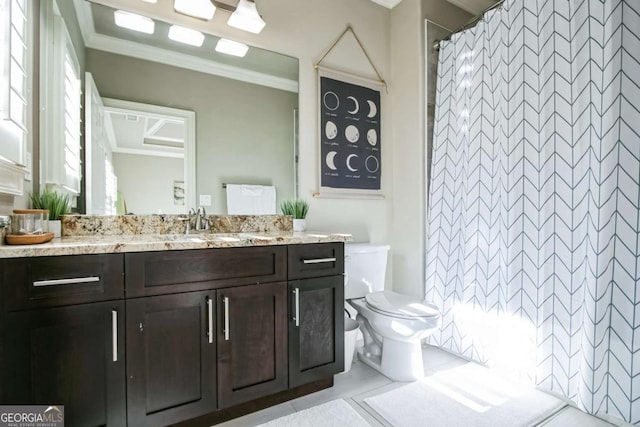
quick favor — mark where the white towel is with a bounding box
[226,184,276,215]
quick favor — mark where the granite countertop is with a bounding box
[0,231,353,258]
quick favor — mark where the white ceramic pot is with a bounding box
[293,218,306,232]
[49,220,61,238]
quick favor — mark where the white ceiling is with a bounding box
[371,0,499,15]
[369,0,404,9]
[87,1,299,82]
[445,0,500,15]
[105,109,186,158]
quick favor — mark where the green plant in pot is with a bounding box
[280,199,309,232]
[30,190,71,238]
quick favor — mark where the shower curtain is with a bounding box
[425,0,640,423]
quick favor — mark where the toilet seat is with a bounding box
[365,291,440,319]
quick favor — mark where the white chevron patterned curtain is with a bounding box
[425,0,640,423]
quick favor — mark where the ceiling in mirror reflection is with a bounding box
[105,109,186,157]
[86,1,298,82]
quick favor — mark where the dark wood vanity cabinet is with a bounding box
[1,301,127,426]
[287,243,345,387]
[0,242,344,427]
[0,255,126,427]
[124,246,289,417]
[125,291,217,427]
[216,282,288,409]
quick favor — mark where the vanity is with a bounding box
[2,2,320,423]
[0,216,349,427]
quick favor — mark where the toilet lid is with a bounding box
[365,291,440,318]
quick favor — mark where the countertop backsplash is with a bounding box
[0,215,352,258]
[61,214,293,236]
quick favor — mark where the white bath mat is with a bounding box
[364,362,566,427]
[256,399,371,427]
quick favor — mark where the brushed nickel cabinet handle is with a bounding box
[223,296,230,341]
[33,276,100,287]
[302,257,336,264]
[293,288,300,327]
[207,297,213,344]
[112,309,118,362]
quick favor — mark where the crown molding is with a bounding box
[72,0,298,93]
[86,34,298,93]
[111,147,184,159]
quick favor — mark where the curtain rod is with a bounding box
[432,0,505,51]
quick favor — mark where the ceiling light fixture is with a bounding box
[215,38,249,57]
[174,0,216,20]
[141,0,157,3]
[114,10,155,34]
[227,0,265,34]
[168,25,205,46]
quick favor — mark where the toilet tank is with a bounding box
[344,243,390,299]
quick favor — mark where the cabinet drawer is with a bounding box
[3,254,125,311]
[126,246,287,297]
[287,243,344,280]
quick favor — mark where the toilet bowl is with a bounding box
[345,244,441,381]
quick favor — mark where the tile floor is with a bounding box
[217,345,624,427]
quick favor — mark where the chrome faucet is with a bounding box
[177,210,194,234]
[195,206,208,231]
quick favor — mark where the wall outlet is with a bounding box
[199,194,212,206]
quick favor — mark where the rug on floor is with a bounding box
[255,399,371,427]
[364,362,566,427]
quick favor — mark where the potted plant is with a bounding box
[30,190,71,238]
[280,199,309,232]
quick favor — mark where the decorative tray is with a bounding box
[6,232,55,245]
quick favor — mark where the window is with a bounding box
[41,1,82,195]
[60,29,82,193]
[0,0,30,195]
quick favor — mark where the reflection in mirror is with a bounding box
[86,95,196,215]
[41,0,299,215]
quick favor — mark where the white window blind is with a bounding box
[62,42,81,192]
[105,156,117,215]
[0,0,28,167]
[8,0,27,131]
[41,8,81,195]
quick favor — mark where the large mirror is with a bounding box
[41,0,299,215]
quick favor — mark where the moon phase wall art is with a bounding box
[318,68,382,196]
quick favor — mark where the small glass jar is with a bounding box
[11,209,49,235]
[0,215,9,245]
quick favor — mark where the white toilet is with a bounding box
[345,243,441,381]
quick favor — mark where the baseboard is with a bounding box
[170,377,334,427]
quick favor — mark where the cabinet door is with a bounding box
[289,275,345,388]
[126,291,216,427]
[217,282,288,409]
[0,301,126,427]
